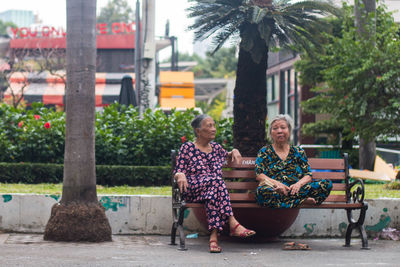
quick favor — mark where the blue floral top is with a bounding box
[255,144,312,186]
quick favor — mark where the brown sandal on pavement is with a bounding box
[283,242,311,250]
[230,223,256,238]
[209,240,222,253]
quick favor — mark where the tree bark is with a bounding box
[44,0,111,242]
[354,0,376,38]
[354,0,376,171]
[233,36,268,156]
[359,138,376,171]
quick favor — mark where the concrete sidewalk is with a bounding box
[0,234,399,266]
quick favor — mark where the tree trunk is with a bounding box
[359,138,376,171]
[233,37,268,156]
[354,0,376,172]
[44,0,111,242]
[354,0,376,38]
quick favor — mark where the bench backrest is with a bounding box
[171,151,349,204]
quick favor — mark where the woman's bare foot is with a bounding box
[304,198,317,205]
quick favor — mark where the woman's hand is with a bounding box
[175,173,188,193]
[275,182,290,196]
[289,182,302,195]
[229,149,242,164]
[289,175,311,195]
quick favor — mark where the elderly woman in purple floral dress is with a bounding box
[174,114,255,253]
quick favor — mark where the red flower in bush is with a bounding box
[34,115,40,120]
[181,136,186,143]
[351,127,355,133]
[18,121,23,128]
[223,139,228,144]
[44,122,51,129]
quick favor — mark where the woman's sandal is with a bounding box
[209,240,222,253]
[283,242,311,250]
[230,223,256,238]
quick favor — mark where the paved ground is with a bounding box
[0,233,399,266]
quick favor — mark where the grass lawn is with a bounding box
[0,183,399,199]
[0,183,171,196]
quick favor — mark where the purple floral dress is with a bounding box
[174,141,233,232]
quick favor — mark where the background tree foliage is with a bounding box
[162,46,238,78]
[97,0,134,25]
[193,46,237,78]
[188,0,339,156]
[296,3,400,168]
[0,20,17,36]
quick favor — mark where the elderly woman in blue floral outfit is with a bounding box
[255,114,332,208]
[174,114,255,253]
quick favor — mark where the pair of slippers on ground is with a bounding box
[282,241,311,250]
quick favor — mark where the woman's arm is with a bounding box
[289,175,312,195]
[174,143,190,193]
[256,173,289,196]
[289,146,313,195]
[174,172,188,193]
[227,148,241,164]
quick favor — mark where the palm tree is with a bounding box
[44,0,112,242]
[188,0,339,155]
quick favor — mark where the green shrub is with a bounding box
[384,181,400,190]
[0,103,65,163]
[0,102,234,166]
[0,162,171,186]
[0,162,64,183]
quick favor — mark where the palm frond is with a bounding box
[187,0,340,61]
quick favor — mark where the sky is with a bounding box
[0,0,195,58]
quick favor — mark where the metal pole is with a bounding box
[134,0,141,109]
[294,71,299,145]
[170,36,176,71]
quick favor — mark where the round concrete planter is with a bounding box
[192,207,300,238]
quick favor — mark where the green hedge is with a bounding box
[0,102,233,166]
[0,163,171,186]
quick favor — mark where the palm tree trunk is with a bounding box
[44,0,111,242]
[233,37,268,156]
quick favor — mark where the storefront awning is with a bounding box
[3,72,135,107]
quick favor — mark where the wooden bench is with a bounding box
[170,151,368,250]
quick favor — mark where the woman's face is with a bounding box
[196,117,216,141]
[270,120,290,144]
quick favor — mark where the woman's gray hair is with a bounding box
[268,114,293,141]
[191,114,211,137]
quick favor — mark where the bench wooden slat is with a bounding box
[226,182,257,190]
[223,158,346,170]
[228,193,347,202]
[312,172,346,180]
[325,195,347,202]
[230,193,255,202]
[223,171,346,180]
[187,202,363,209]
[223,170,255,179]
[332,183,346,191]
[225,182,346,191]
[223,157,256,168]
[308,158,345,170]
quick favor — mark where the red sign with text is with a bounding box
[10,22,136,39]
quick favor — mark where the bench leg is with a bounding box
[345,205,369,249]
[177,224,187,251]
[176,207,188,251]
[170,222,178,245]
